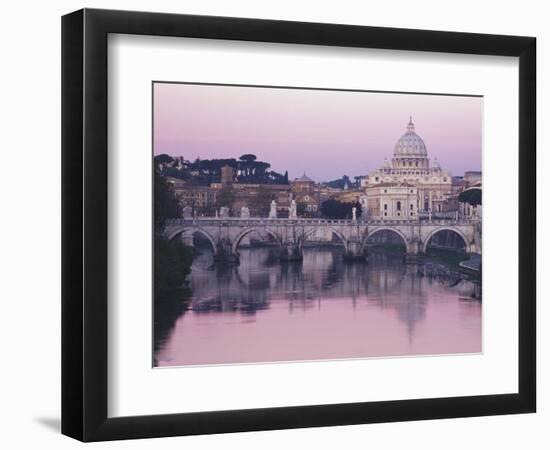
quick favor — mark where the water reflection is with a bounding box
[154,246,481,366]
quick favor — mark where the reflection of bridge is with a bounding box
[164,218,481,263]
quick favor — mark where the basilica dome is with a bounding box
[393,117,427,158]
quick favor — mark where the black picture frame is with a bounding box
[62,8,536,442]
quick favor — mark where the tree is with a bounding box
[458,188,482,206]
[352,201,363,219]
[154,235,193,295]
[325,175,352,189]
[161,166,191,180]
[153,162,194,354]
[321,199,348,219]
[297,202,308,217]
[154,164,182,231]
[248,187,272,217]
[320,199,362,219]
[239,154,257,162]
[216,188,235,209]
[154,154,174,164]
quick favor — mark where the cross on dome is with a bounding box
[407,116,415,132]
[295,172,314,183]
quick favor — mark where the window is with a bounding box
[375,177,379,182]
[410,203,414,210]
[384,212,387,216]
[384,204,388,210]
[410,212,414,216]
[397,201,401,211]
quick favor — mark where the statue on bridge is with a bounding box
[240,206,250,219]
[289,199,297,219]
[219,206,230,219]
[182,205,193,219]
[269,200,277,218]
[352,207,357,222]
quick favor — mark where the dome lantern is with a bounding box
[407,116,415,132]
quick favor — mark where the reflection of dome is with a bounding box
[393,117,427,158]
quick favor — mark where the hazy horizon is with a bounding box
[153,82,482,182]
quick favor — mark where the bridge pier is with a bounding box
[213,240,240,264]
[343,241,367,262]
[405,240,425,263]
[279,243,303,262]
[163,218,480,267]
[405,252,425,263]
[178,233,194,247]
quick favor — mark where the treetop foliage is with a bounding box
[458,188,482,206]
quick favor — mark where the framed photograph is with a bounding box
[62,8,536,441]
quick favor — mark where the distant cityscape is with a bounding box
[153,93,483,366]
[156,117,481,222]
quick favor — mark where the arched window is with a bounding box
[397,201,401,211]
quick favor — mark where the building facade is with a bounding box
[361,183,418,220]
[166,177,218,213]
[363,118,454,219]
[291,173,319,214]
[367,117,452,213]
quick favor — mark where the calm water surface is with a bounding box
[155,246,481,366]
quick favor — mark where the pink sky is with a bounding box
[153,82,482,182]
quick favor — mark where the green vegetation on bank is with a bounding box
[424,247,469,268]
[153,163,194,357]
[366,243,407,254]
[320,199,362,219]
[155,153,289,185]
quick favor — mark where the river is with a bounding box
[154,246,481,367]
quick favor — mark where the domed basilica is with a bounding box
[362,118,453,220]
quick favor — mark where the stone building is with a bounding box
[333,189,362,204]
[361,183,418,220]
[367,117,452,213]
[209,165,292,216]
[291,173,319,214]
[464,171,482,185]
[220,164,234,187]
[165,177,217,213]
[231,183,292,217]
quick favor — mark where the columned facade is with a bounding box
[366,118,452,216]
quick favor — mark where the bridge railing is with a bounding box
[164,217,479,226]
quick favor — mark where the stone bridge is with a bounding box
[164,218,481,263]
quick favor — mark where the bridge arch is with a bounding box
[300,227,349,252]
[365,227,410,253]
[231,227,282,254]
[168,227,218,253]
[422,226,470,254]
